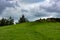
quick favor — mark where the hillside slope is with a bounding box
[0,22,60,40]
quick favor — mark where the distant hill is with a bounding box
[0,22,60,40]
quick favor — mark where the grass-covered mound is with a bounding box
[0,22,60,40]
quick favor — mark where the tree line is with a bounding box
[0,14,60,26]
[0,15,29,26]
[0,17,14,26]
[35,18,60,22]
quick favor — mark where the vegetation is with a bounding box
[0,15,60,40]
[18,15,29,23]
[0,14,60,26]
[0,16,14,26]
[35,18,60,22]
[0,15,29,26]
[0,22,60,40]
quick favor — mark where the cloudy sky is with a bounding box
[0,0,60,22]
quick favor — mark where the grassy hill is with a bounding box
[0,22,60,40]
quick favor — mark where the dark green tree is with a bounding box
[19,15,29,23]
[0,18,7,26]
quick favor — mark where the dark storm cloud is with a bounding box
[0,0,17,14]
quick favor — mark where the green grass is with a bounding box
[0,22,60,40]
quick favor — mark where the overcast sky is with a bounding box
[0,0,60,22]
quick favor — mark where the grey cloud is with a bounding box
[21,9,29,13]
[20,0,44,4]
[0,0,18,14]
[53,13,60,18]
[41,0,60,13]
[1,0,60,22]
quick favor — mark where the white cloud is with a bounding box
[0,0,60,22]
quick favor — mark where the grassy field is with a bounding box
[0,22,60,40]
